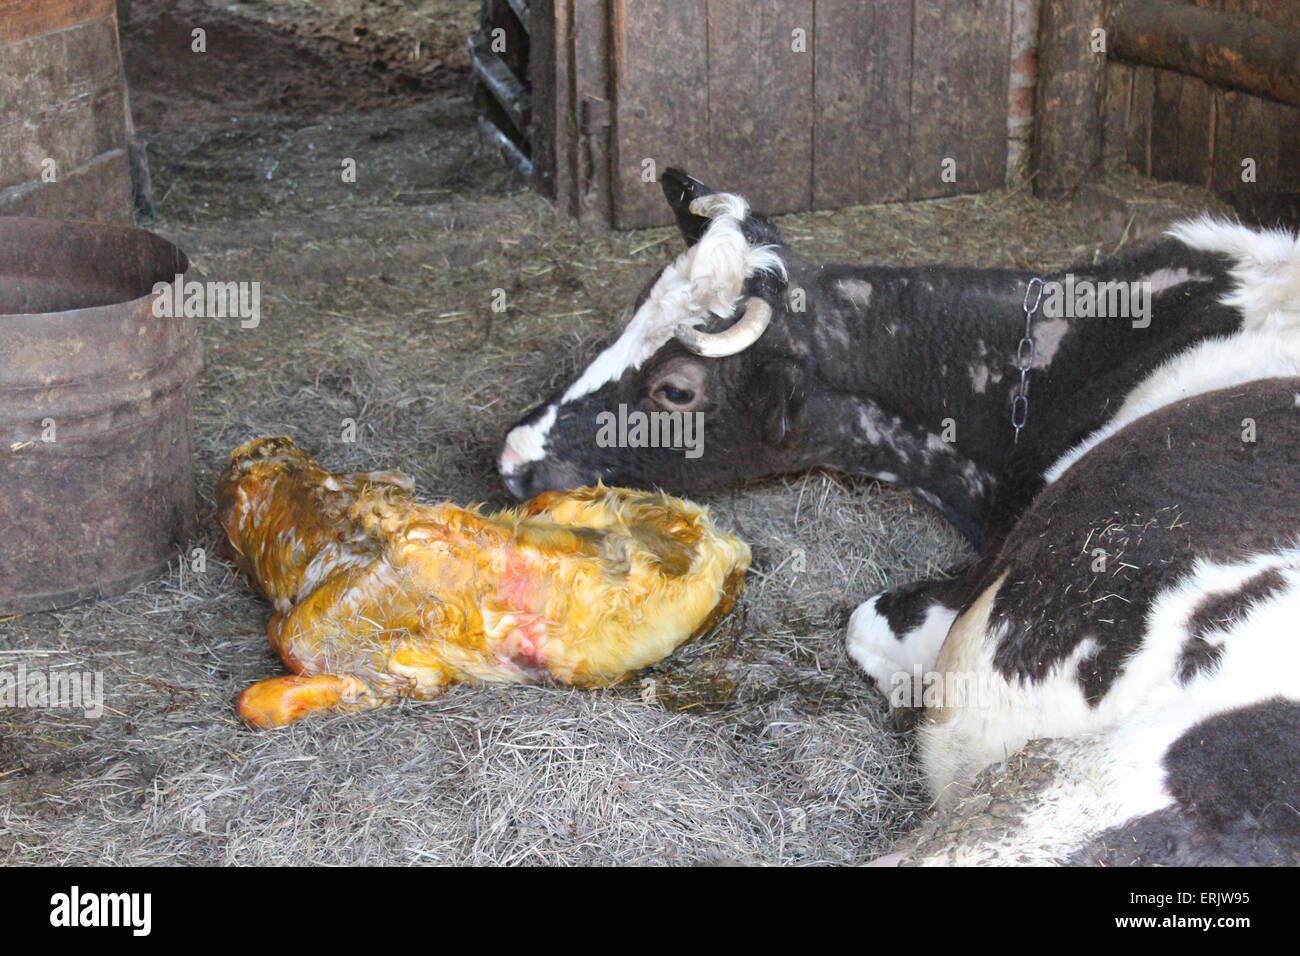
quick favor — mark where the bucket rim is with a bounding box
[0,215,192,319]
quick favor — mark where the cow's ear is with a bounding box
[661,167,717,247]
[756,358,808,450]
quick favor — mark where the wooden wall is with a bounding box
[0,0,134,222]
[540,0,1016,230]
[1105,0,1300,226]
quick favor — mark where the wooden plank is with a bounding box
[1033,0,1105,197]
[909,0,1012,200]
[703,0,814,215]
[0,16,126,191]
[572,0,613,230]
[1212,87,1274,194]
[1212,0,1300,226]
[1208,1,1300,225]
[0,85,126,192]
[610,0,709,229]
[0,0,114,44]
[812,0,912,208]
[0,149,132,222]
[0,12,122,118]
[1262,100,1300,197]
[1102,61,1133,166]
[1149,68,1214,189]
[1125,64,1155,175]
[1212,86,1300,221]
[529,0,564,202]
[469,32,531,134]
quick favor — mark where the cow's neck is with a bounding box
[798,264,1039,545]
[801,388,997,546]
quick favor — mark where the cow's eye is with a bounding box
[646,356,707,411]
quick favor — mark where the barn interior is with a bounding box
[1,0,1292,865]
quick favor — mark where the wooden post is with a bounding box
[572,0,612,231]
[529,0,562,202]
[1034,0,1106,197]
[1109,0,1300,109]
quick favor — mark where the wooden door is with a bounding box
[589,0,1013,228]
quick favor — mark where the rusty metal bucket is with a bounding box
[0,217,201,613]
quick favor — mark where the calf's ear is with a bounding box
[661,167,717,247]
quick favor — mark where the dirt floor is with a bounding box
[0,1,1229,864]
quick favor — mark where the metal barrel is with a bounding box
[0,217,202,613]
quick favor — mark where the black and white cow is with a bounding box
[499,169,1300,863]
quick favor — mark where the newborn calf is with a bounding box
[218,437,749,728]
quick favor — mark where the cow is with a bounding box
[499,169,1300,863]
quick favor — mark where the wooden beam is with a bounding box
[1108,0,1300,109]
[469,32,531,135]
[1034,0,1105,197]
[0,148,132,222]
[505,0,532,33]
[478,116,535,179]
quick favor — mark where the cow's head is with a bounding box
[499,169,821,499]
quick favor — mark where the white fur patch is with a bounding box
[1167,216,1300,332]
[500,406,556,468]
[561,195,783,405]
[909,725,1172,866]
[1044,329,1300,483]
[1140,266,1213,295]
[500,193,783,467]
[917,547,1300,858]
[847,595,956,695]
[836,278,873,308]
[1029,317,1069,368]
[1044,220,1300,485]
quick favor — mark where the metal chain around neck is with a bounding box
[1011,276,1043,448]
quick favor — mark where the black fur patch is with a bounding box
[1165,697,1300,838]
[1178,568,1288,682]
[873,585,931,640]
[1070,699,1300,865]
[1068,804,1297,866]
[982,380,1300,705]
[873,572,970,641]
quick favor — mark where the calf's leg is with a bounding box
[846,570,970,725]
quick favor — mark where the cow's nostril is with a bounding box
[500,460,535,500]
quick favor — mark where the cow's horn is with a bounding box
[674,297,774,358]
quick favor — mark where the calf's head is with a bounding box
[499,169,818,499]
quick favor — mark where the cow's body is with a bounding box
[500,170,1300,863]
[887,373,1300,863]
